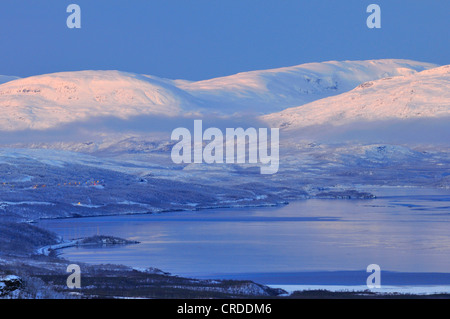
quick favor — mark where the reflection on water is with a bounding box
[38,187,450,282]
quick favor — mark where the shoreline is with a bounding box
[269,284,450,296]
[29,185,412,224]
[29,184,450,224]
[30,200,289,223]
[36,235,140,256]
[31,188,450,298]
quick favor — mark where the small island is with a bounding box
[77,235,140,247]
[315,190,376,199]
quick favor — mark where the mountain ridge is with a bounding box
[262,65,450,129]
[0,59,439,131]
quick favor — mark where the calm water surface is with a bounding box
[38,187,450,283]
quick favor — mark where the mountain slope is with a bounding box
[0,59,438,131]
[177,59,437,113]
[262,65,450,129]
[0,71,200,131]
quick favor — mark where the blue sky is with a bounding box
[0,0,448,80]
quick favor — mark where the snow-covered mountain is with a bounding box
[0,71,201,131]
[177,59,436,114]
[262,65,450,129]
[0,59,437,131]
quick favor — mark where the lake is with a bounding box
[37,187,450,289]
